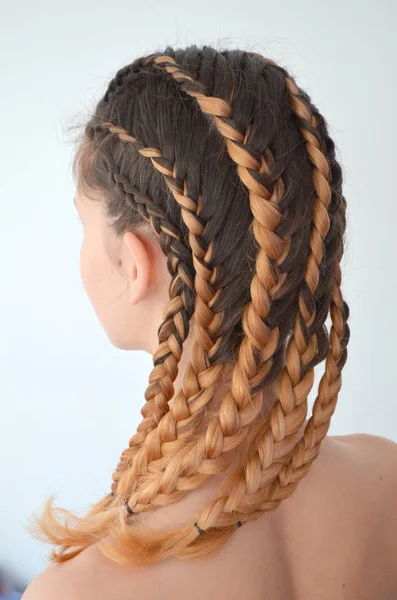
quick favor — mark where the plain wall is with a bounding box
[1,0,396,586]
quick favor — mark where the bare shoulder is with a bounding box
[332,431,397,480]
[332,430,397,452]
[21,434,397,600]
[289,433,397,548]
[21,540,145,600]
[21,554,101,600]
[330,433,397,562]
[283,432,397,522]
[21,564,72,600]
[327,432,397,502]
[278,433,397,596]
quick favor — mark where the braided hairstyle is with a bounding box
[32,44,350,566]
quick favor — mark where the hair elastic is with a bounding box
[194,522,206,534]
[111,492,243,529]
[194,519,243,534]
[109,491,136,515]
[125,502,135,515]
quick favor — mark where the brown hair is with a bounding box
[31,44,350,566]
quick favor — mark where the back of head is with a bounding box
[32,44,350,566]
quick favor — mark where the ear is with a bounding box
[122,231,151,305]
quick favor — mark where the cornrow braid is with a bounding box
[99,134,228,499]
[90,61,202,492]
[99,118,225,425]
[95,53,234,494]
[181,123,350,543]
[96,157,197,492]
[31,45,350,567]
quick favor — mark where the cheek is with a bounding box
[79,229,124,318]
[77,225,150,350]
[79,235,89,290]
[79,232,101,302]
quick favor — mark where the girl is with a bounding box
[23,45,397,599]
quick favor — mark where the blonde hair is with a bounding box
[30,45,350,566]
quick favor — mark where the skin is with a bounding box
[22,188,397,599]
[74,188,168,354]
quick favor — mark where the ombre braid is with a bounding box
[129,52,349,538]
[109,51,343,520]
[95,56,232,492]
[91,62,196,492]
[96,118,291,510]
[33,45,350,566]
[99,119,225,438]
[94,51,291,507]
[98,76,300,516]
[94,57,234,490]
[95,156,198,491]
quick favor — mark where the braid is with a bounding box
[31,46,350,567]
[177,55,350,540]
[98,159,197,492]
[97,122,228,496]
[187,130,350,542]
[103,70,318,512]
[100,59,200,492]
[110,52,323,515]
[95,50,293,512]
[109,52,349,539]
[89,56,223,490]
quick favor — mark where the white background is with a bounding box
[1,0,396,588]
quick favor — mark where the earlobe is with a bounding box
[123,231,151,306]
